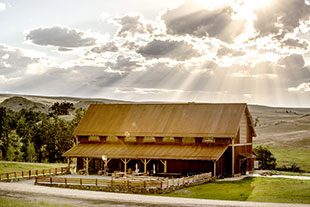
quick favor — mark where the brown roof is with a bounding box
[74,103,256,138]
[63,143,228,161]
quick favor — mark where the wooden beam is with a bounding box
[232,137,235,176]
[83,158,92,175]
[213,160,216,177]
[121,158,131,175]
[103,158,111,175]
[141,159,150,174]
[160,160,167,173]
[67,158,72,173]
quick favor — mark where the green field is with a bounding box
[0,161,67,174]
[269,147,310,172]
[164,177,310,204]
[0,197,72,207]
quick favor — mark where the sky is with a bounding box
[0,0,310,107]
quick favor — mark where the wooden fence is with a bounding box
[35,172,212,191]
[0,167,68,181]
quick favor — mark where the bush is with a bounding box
[254,146,277,170]
[276,163,305,173]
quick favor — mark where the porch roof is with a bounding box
[63,143,229,161]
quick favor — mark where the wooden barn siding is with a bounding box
[234,145,252,174]
[216,147,232,177]
[239,113,248,143]
[214,138,232,145]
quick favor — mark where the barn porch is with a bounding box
[63,142,231,177]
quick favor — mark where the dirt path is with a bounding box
[0,182,309,207]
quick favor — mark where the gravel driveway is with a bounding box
[0,182,309,207]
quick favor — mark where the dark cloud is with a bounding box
[281,38,309,49]
[278,54,305,69]
[25,25,97,48]
[254,0,310,37]
[58,47,73,52]
[161,1,245,42]
[113,13,154,37]
[216,46,245,57]
[106,55,142,71]
[90,42,119,53]
[137,39,201,60]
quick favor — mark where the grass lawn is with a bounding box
[269,147,310,172]
[0,197,72,207]
[0,161,67,174]
[164,177,310,204]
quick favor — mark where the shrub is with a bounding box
[254,146,277,170]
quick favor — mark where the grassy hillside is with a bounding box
[249,105,310,171]
[0,161,67,173]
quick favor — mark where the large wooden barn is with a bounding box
[63,103,256,177]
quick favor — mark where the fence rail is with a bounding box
[0,167,68,181]
[35,172,212,190]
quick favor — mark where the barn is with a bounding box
[63,103,256,177]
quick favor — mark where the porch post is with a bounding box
[67,157,72,173]
[213,160,216,177]
[121,158,131,175]
[103,159,111,175]
[83,158,92,174]
[232,138,235,176]
[160,160,167,173]
[141,159,150,174]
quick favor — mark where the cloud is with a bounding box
[278,54,305,69]
[137,39,201,60]
[216,46,245,57]
[115,87,183,95]
[0,44,39,70]
[253,0,310,37]
[113,13,154,37]
[106,55,142,72]
[90,42,119,53]
[25,25,97,48]
[288,82,310,92]
[0,2,5,12]
[281,38,309,49]
[161,1,245,42]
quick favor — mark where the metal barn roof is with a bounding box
[73,103,256,138]
[63,143,228,161]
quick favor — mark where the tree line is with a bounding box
[0,102,84,163]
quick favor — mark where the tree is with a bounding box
[254,146,277,170]
[26,142,36,162]
[49,102,75,116]
[0,107,13,159]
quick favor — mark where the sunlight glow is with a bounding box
[243,0,273,9]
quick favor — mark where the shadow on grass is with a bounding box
[163,177,255,201]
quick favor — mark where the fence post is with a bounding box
[7,173,9,180]
[50,177,52,184]
[160,181,163,189]
[36,170,38,176]
[35,176,38,184]
[96,178,98,186]
[144,180,146,188]
[14,172,17,178]
[65,178,67,185]
[42,169,44,175]
[80,178,82,185]
[111,177,113,187]
[29,170,31,177]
